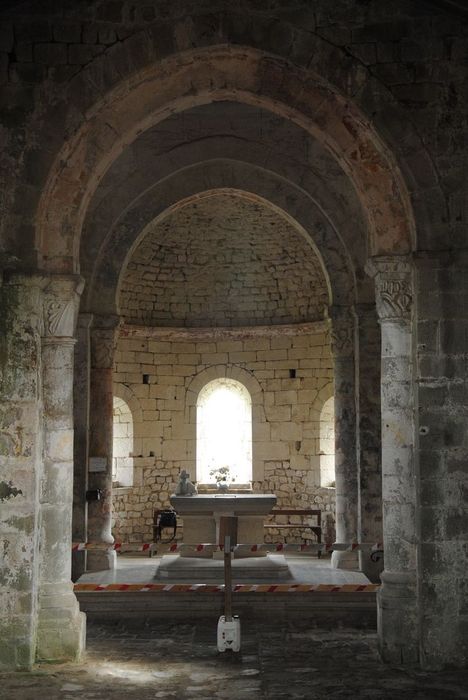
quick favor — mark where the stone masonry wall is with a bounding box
[111,325,336,544]
[120,194,329,328]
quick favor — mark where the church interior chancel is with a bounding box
[0,0,467,697]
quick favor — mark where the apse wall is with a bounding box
[111,327,336,543]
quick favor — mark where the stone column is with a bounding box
[72,313,93,581]
[36,275,86,662]
[366,256,418,664]
[355,304,383,582]
[329,306,359,570]
[0,274,43,670]
[86,316,120,571]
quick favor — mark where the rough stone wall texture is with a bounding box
[120,194,328,327]
[0,278,43,670]
[0,0,467,673]
[1,0,468,263]
[111,329,335,543]
[416,254,468,668]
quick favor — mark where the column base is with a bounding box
[359,551,384,583]
[331,549,359,570]
[86,548,117,572]
[377,570,419,665]
[71,550,87,582]
[36,584,86,663]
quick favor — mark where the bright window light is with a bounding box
[196,378,252,484]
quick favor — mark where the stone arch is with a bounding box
[319,394,335,489]
[112,396,134,487]
[79,105,368,307]
[187,364,265,483]
[196,377,253,485]
[186,364,263,408]
[33,43,416,273]
[113,382,143,424]
[84,165,357,317]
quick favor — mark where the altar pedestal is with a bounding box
[170,494,277,559]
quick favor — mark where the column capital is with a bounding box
[327,306,355,358]
[90,315,122,369]
[42,275,84,341]
[365,255,412,324]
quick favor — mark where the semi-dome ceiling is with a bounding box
[119,192,329,327]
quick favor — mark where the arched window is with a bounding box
[319,396,335,488]
[112,396,134,487]
[196,378,252,485]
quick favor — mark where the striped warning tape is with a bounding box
[72,542,383,553]
[72,542,157,552]
[73,582,380,593]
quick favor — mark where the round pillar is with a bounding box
[367,256,419,664]
[36,275,86,663]
[355,303,383,582]
[86,317,120,571]
[329,306,359,571]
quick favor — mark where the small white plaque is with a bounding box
[89,457,107,473]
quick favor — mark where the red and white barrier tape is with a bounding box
[72,542,383,553]
[74,582,380,593]
[72,542,157,552]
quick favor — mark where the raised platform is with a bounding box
[75,554,377,627]
[156,552,290,580]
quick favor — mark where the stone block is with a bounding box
[201,352,228,364]
[265,405,291,422]
[15,41,33,62]
[228,351,257,362]
[257,349,288,361]
[275,390,297,405]
[265,360,298,370]
[270,422,302,441]
[162,440,187,461]
[244,337,270,351]
[53,23,82,43]
[172,365,196,377]
[0,23,13,52]
[171,343,196,353]
[96,1,123,22]
[34,43,67,65]
[176,353,200,364]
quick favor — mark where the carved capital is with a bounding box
[328,306,355,358]
[42,275,84,340]
[90,316,121,369]
[366,256,412,324]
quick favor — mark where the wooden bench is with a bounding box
[265,508,322,556]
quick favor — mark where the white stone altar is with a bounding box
[170,493,277,558]
[156,493,290,580]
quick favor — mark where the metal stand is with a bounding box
[217,533,241,652]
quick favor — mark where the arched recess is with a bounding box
[112,396,134,487]
[79,103,368,303]
[34,44,415,273]
[186,365,265,483]
[112,383,143,487]
[319,395,336,489]
[196,378,252,486]
[84,169,355,317]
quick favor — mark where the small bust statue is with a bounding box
[175,469,198,496]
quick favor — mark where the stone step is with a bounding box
[76,590,377,628]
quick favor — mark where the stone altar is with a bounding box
[170,493,277,558]
[157,493,289,580]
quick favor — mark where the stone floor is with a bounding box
[77,552,370,585]
[2,620,468,699]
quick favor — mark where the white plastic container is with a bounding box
[217,615,241,652]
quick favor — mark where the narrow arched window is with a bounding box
[196,378,252,485]
[112,396,134,487]
[319,396,335,488]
